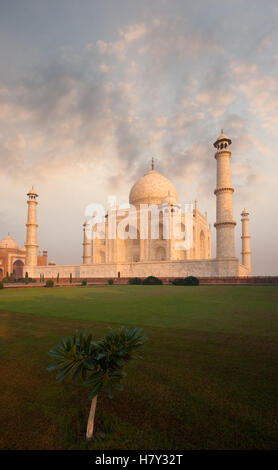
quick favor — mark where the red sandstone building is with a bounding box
[0,234,47,280]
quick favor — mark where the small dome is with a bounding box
[0,234,19,250]
[129,170,178,206]
[241,208,249,217]
[48,260,56,265]
[27,187,38,197]
[217,132,229,141]
[214,131,232,148]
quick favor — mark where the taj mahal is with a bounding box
[0,132,252,280]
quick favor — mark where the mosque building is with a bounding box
[0,132,252,280]
[0,187,48,280]
[88,158,212,267]
[0,237,48,280]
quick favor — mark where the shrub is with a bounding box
[70,273,72,284]
[13,278,27,283]
[172,276,199,286]
[81,279,87,286]
[0,281,4,289]
[45,279,54,288]
[128,277,142,285]
[142,276,162,285]
[108,279,114,285]
[185,276,199,285]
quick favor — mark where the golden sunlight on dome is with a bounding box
[0,234,19,250]
[129,169,178,206]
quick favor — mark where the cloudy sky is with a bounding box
[0,0,278,274]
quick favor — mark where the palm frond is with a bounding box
[47,327,146,399]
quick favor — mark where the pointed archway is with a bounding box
[13,260,24,279]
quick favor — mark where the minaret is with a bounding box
[213,131,236,258]
[83,221,91,264]
[241,209,252,272]
[25,187,39,267]
[43,249,48,265]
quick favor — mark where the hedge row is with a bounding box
[171,276,199,286]
[128,276,199,286]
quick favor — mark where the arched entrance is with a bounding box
[125,227,140,262]
[13,260,24,279]
[200,231,205,259]
[0,268,3,280]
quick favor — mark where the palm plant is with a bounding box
[47,327,146,440]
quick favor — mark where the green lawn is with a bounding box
[0,285,278,449]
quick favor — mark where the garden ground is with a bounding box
[0,285,277,449]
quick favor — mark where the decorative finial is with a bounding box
[221,128,224,134]
[151,157,154,170]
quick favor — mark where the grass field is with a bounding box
[0,285,278,450]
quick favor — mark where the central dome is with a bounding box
[129,169,178,206]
